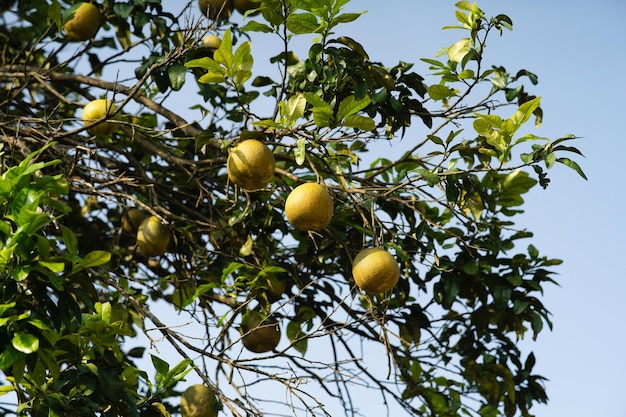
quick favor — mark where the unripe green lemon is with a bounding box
[181,384,218,417]
[226,139,275,191]
[285,183,333,231]
[82,99,119,136]
[241,311,281,353]
[352,247,400,293]
[63,2,102,41]
[233,0,261,15]
[121,208,148,235]
[136,216,170,257]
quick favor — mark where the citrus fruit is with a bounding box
[63,2,102,41]
[285,183,333,231]
[181,384,218,417]
[201,35,222,49]
[226,139,275,191]
[352,247,400,294]
[241,311,281,353]
[233,0,260,15]
[198,0,233,20]
[121,208,148,235]
[136,216,170,257]
[82,99,119,136]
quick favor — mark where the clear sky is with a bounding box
[331,1,625,416]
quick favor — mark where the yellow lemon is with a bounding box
[198,0,233,20]
[285,183,333,231]
[181,384,218,417]
[63,2,102,41]
[226,139,275,191]
[136,216,170,257]
[201,35,222,49]
[242,311,281,353]
[82,99,119,136]
[352,247,400,293]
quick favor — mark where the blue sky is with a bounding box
[335,1,625,416]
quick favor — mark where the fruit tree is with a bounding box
[0,1,586,416]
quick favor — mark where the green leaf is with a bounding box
[295,138,306,166]
[336,95,371,121]
[39,261,65,273]
[448,38,471,63]
[282,94,307,126]
[233,41,254,85]
[185,57,223,72]
[214,29,234,69]
[0,345,23,369]
[167,64,187,91]
[12,332,39,354]
[458,69,475,79]
[241,20,274,33]
[494,284,512,308]
[427,85,457,101]
[511,97,541,126]
[341,114,375,131]
[151,354,170,377]
[513,299,531,315]
[286,321,308,356]
[330,36,369,60]
[557,157,588,180]
[62,225,78,256]
[286,13,319,34]
[198,72,227,84]
[76,250,111,270]
[95,301,112,323]
[333,12,363,25]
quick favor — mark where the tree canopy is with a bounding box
[0,1,586,416]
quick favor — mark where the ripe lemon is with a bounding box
[241,311,281,353]
[63,2,102,41]
[233,0,260,15]
[285,183,333,231]
[82,99,119,136]
[181,384,218,417]
[201,35,222,49]
[121,208,148,235]
[136,216,170,257]
[226,139,275,191]
[198,0,233,20]
[352,247,400,294]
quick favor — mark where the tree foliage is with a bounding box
[0,1,585,416]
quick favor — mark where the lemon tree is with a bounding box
[0,1,587,417]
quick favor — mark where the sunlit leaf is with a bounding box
[12,332,39,354]
[448,38,471,63]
